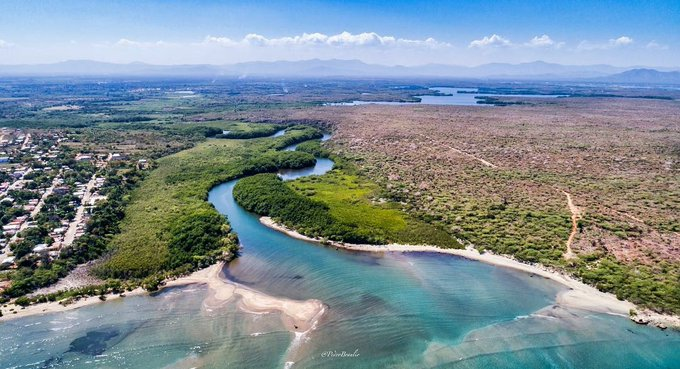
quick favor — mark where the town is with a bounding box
[0,127,134,292]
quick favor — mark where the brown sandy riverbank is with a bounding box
[260,216,679,329]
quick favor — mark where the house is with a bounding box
[75,153,92,162]
[109,153,127,161]
[2,224,21,232]
[0,157,9,163]
[137,159,149,170]
[89,194,107,205]
[54,186,70,195]
[33,244,49,253]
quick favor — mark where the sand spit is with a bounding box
[165,262,325,333]
[260,216,678,329]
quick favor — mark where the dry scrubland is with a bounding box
[233,97,680,313]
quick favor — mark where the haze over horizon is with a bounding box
[1,0,678,67]
[3,58,679,70]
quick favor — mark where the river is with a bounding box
[1,131,678,368]
[326,87,566,106]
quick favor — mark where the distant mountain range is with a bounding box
[597,68,680,84]
[0,59,679,83]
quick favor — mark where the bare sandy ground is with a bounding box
[30,261,104,297]
[260,216,679,329]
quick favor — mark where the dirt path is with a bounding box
[420,134,497,168]
[29,174,60,218]
[561,190,581,260]
[617,210,645,224]
[20,133,31,150]
[63,174,97,247]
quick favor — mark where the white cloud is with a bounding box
[0,39,14,48]
[114,38,171,47]
[527,35,554,47]
[202,36,238,46]
[469,34,511,48]
[524,34,564,49]
[202,31,449,48]
[646,40,668,50]
[577,35,634,50]
[115,38,140,46]
[469,34,564,50]
[612,36,633,46]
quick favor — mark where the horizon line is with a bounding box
[0,58,678,70]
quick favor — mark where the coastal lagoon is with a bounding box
[327,87,566,106]
[1,137,679,368]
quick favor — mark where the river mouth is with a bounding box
[2,131,679,369]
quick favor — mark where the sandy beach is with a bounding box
[0,287,147,322]
[260,216,679,329]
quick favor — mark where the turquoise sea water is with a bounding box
[1,134,678,368]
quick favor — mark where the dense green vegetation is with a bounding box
[69,121,284,160]
[294,139,330,158]
[0,202,26,228]
[234,156,460,247]
[215,124,281,139]
[94,126,323,279]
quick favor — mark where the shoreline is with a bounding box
[1,262,326,333]
[2,215,676,331]
[260,216,679,330]
[0,287,148,321]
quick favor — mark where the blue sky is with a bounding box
[0,0,678,66]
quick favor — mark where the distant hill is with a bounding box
[0,60,224,77]
[599,68,680,84]
[0,59,678,82]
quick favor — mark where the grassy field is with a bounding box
[289,161,460,247]
[95,125,320,279]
